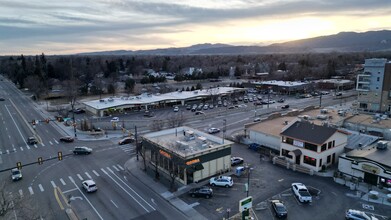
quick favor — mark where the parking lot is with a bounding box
[180,143,391,220]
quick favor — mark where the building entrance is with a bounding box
[364,172,378,186]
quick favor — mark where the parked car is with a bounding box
[271,200,288,218]
[186,105,192,110]
[231,157,244,166]
[336,92,343,96]
[188,186,213,199]
[209,176,233,187]
[73,108,85,114]
[203,104,209,110]
[73,146,92,155]
[253,117,261,122]
[291,183,312,203]
[208,127,220,134]
[82,180,98,192]
[277,98,285,103]
[110,117,119,122]
[0,97,5,101]
[345,209,378,220]
[27,137,38,145]
[173,106,179,112]
[281,104,290,109]
[11,168,22,181]
[59,136,74,143]
[118,137,135,145]
[144,111,154,117]
[320,91,330,95]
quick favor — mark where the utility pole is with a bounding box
[135,125,139,161]
[319,93,322,107]
[223,119,226,144]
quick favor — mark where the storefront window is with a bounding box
[281,149,292,159]
[304,143,318,152]
[303,156,317,166]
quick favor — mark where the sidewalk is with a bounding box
[124,157,208,220]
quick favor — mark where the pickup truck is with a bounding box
[291,183,312,203]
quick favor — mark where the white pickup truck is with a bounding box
[291,183,312,203]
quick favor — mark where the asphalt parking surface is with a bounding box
[180,143,391,220]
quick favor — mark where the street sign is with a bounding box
[239,196,252,212]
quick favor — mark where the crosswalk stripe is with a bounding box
[26,145,30,150]
[106,167,114,173]
[92,170,100,176]
[54,140,59,144]
[0,151,2,155]
[117,164,125,170]
[60,178,66,185]
[112,165,119,172]
[20,147,23,151]
[19,189,23,198]
[51,181,56,188]
[77,174,83,181]
[69,176,75,183]
[28,187,34,195]
[41,143,45,147]
[38,184,44,192]
[85,172,92,179]
[34,145,38,148]
[6,150,9,154]
[100,168,108,175]
[49,141,53,145]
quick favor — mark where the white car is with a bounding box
[82,180,98,192]
[345,209,378,220]
[208,127,220,134]
[291,183,312,203]
[209,176,233,187]
[110,117,119,122]
[173,106,179,112]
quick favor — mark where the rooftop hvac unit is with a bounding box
[376,141,388,150]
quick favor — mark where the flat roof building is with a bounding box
[141,126,233,185]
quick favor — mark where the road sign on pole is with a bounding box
[239,196,252,212]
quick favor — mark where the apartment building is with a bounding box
[356,58,391,113]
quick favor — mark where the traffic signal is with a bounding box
[38,157,43,165]
[16,162,22,170]
[58,151,63,161]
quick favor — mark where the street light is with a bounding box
[246,166,254,197]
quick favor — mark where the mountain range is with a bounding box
[77,30,391,56]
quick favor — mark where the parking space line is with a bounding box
[20,147,23,151]
[26,145,30,150]
[49,141,53,145]
[39,184,44,192]
[60,178,66,185]
[19,189,23,198]
[85,172,92,179]
[77,174,83,181]
[51,181,57,188]
[69,176,75,183]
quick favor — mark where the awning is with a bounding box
[289,149,302,157]
[186,163,204,173]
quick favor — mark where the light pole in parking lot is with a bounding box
[246,166,253,197]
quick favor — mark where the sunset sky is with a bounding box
[1,0,390,55]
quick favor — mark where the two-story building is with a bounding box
[280,120,349,172]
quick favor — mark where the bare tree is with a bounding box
[150,119,165,131]
[167,114,186,128]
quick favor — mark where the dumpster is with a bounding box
[236,166,245,177]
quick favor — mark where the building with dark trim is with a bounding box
[141,126,233,185]
[338,141,391,187]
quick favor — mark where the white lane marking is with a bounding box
[28,187,34,195]
[106,167,114,173]
[0,151,2,155]
[112,165,120,172]
[102,168,152,212]
[4,105,31,147]
[6,150,9,154]
[51,181,56,188]
[62,188,79,194]
[49,141,53,145]
[19,189,23,198]
[69,180,104,220]
[26,145,30,150]
[38,184,44,192]
[111,200,119,208]
[77,174,83,181]
[100,168,108,175]
[117,165,125,171]
[41,143,45,147]
[54,140,59,144]
[92,170,100,177]
[34,145,37,148]
[278,179,284,182]
[60,178,66,185]
[20,147,23,151]
[85,172,92,179]
[69,176,75,183]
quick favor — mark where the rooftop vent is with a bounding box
[377,141,388,150]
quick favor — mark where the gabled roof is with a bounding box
[280,121,338,145]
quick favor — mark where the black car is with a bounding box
[73,146,92,155]
[59,136,74,143]
[188,186,213,199]
[27,137,38,145]
[271,200,288,218]
[231,157,244,166]
[118,137,135,145]
[72,108,85,114]
[277,98,285,103]
[281,104,290,109]
[0,97,5,101]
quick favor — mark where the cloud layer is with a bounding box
[1,0,390,55]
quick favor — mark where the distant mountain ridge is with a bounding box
[77,30,391,55]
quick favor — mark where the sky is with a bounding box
[1,0,390,55]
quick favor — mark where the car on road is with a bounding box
[208,128,220,134]
[73,108,85,114]
[253,117,261,122]
[118,137,135,145]
[110,117,119,122]
[82,180,98,193]
[27,137,38,145]
[209,176,233,187]
[277,98,285,103]
[195,111,205,115]
[336,92,343,96]
[11,168,22,181]
[186,105,192,110]
[173,106,179,112]
[281,104,290,109]
[59,136,74,143]
[188,186,213,199]
[345,209,378,220]
[320,91,330,95]
[271,200,288,218]
[0,97,5,101]
[73,146,92,155]
[144,110,154,117]
[291,183,312,203]
[231,157,244,166]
